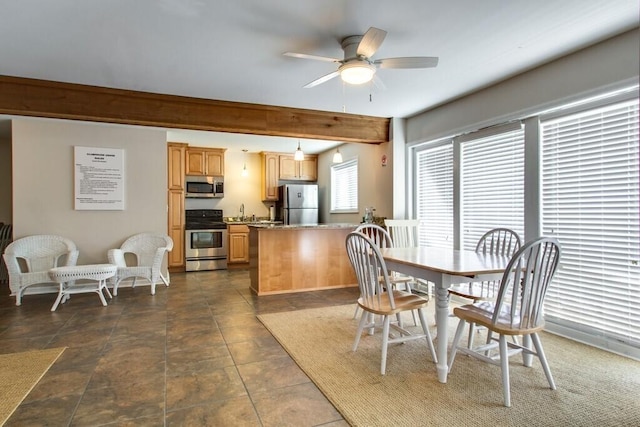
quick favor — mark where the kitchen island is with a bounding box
[248,224,358,295]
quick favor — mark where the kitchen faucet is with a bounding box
[239,203,245,221]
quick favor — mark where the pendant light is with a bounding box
[332,148,343,163]
[294,140,304,161]
[241,149,248,176]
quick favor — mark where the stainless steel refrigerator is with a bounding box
[277,184,319,225]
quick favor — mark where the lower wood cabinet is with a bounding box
[249,226,358,295]
[228,224,250,264]
[168,189,184,268]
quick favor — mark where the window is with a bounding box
[331,158,358,212]
[415,143,453,248]
[541,97,640,348]
[459,126,525,250]
[410,87,639,357]
[414,127,524,250]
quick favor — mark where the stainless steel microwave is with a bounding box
[185,176,224,198]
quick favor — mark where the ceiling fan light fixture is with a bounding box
[286,27,438,89]
[339,62,375,85]
[294,140,305,161]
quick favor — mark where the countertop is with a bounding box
[225,219,283,225]
[247,223,359,230]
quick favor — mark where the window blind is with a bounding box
[415,143,453,248]
[460,129,525,250]
[541,98,640,347]
[331,158,358,212]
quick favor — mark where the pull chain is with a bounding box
[342,81,347,113]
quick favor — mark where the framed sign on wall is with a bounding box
[74,146,125,210]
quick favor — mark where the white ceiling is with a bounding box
[1,0,638,153]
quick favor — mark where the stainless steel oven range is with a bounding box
[185,209,228,272]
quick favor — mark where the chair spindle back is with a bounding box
[493,237,561,329]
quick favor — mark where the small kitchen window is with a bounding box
[330,158,358,213]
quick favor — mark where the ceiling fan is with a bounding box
[284,27,438,88]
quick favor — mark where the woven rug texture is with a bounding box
[258,304,640,427]
[0,347,65,426]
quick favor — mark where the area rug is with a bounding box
[258,305,640,427]
[0,348,66,426]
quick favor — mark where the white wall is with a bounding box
[12,118,167,264]
[180,138,395,224]
[317,141,393,224]
[390,117,407,219]
[7,115,366,270]
[9,28,634,243]
[406,28,640,144]
[182,149,269,219]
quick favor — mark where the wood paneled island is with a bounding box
[249,224,358,295]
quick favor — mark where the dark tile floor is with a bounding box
[0,269,360,426]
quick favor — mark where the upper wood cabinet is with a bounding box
[261,152,280,201]
[278,154,318,181]
[186,147,225,176]
[261,152,318,201]
[168,144,186,190]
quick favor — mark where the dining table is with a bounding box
[380,246,511,383]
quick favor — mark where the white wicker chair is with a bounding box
[108,233,173,296]
[2,234,79,306]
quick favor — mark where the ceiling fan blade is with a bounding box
[284,52,341,63]
[303,71,340,88]
[374,56,439,69]
[357,27,387,58]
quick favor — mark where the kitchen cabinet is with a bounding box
[168,190,185,268]
[167,143,187,269]
[168,144,185,190]
[261,152,280,201]
[279,154,317,181]
[186,147,225,176]
[261,152,318,201]
[249,225,358,295]
[228,224,250,264]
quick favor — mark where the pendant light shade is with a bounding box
[241,149,249,176]
[332,148,343,163]
[294,140,305,161]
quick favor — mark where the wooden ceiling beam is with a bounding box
[0,75,389,144]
